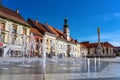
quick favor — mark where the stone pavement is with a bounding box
[91,57,120,63]
[0,57,120,80]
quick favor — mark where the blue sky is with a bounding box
[2,0,120,46]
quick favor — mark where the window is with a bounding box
[0,22,5,31]
[13,25,17,34]
[23,28,27,35]
[50,40,52,43]
[12,35,17,44]
[2,34,5,43]
[46,39,49,44]
[0,22,5,43]
[11,24,17,44]
[36,38,39,42]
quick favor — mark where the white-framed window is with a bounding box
[0,22,5,31]
[0,22,5,43]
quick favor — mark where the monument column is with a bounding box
[97,27,101,48]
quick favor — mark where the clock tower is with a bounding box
[63,18,70,41]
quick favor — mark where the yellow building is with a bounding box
[0,5,30,57]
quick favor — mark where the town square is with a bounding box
[0,0,120,80]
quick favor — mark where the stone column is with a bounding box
[103,47,107,54]
[108,47,111,54]
[96,27,103,55]
[110,48,113,53]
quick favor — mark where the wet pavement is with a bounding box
[0,57,120,80]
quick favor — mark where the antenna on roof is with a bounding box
[0,0,2,6]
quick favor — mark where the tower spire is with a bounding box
[63,18,70,41]
[64,18,68,28]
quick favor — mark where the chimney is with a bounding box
[36,18,38,24]
[16,9,19,14]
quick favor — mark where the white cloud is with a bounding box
[114,13,120,18]
[98,12,120,22]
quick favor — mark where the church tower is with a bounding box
[63,18,70,41]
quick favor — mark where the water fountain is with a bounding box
[22,34,27,65]
[42,36,46,80]
[84,53,87,62]
[19,32,37,67]
[29,33,36,57]
[94,57,97,72]
[8,23,13,57]
[87,58,90,73]
[38,40,42,57]
[0,26,110,80]
[0,23,1,34]
[98,57,101,71]
[0,23,3,50]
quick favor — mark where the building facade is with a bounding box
[81,41,116,57]
[0,5,30,57]
[44,19,81,58]
[0,5,82,58]
[28,18,81,58]
[30,27,43,57]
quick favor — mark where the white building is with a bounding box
[0,5,30,57]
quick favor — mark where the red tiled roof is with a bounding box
[30,27,43,36]
[27,18,49,35]
[44,23,75,42]
[0,5,29,26]
[80,42,90,48]
[28,19,78,43]
[80,44,87,48]
[81,41,114,48]
[45,24,60,37]
[102,42,114,47]
[44,23,67,40]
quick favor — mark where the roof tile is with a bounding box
[0,5,29,26]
